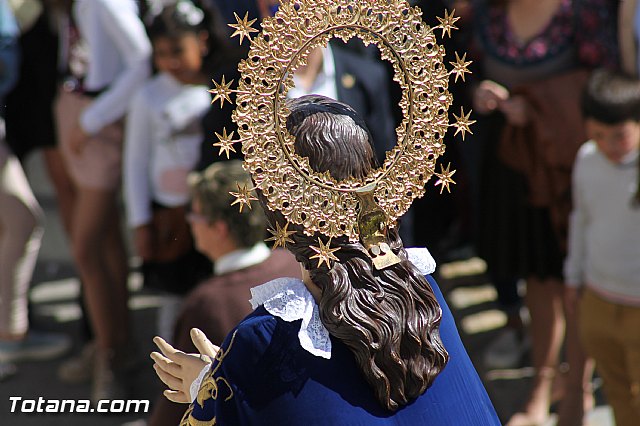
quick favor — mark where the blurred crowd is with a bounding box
[0,0,638,425]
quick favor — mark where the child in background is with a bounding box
[124,0,214,339]
[564,69,640,426]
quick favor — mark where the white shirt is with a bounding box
[214,243,272,276]
[288,45,337,100]
[564,141,640,305]
[74,0,151,134]
[124,73,210,228]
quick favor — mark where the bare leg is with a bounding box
[0,152,43,338]
[70,188,128,351]
[42,147,75,235]
[43,148,98,344]
[507,277,565,425]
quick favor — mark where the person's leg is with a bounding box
[42,147,75,235]
[0,153,42,339]
[507,277,565,426]
[0,145,70,364]
[103,206,129,327]
[579,289,634,426]
[70,187,130,401]
[55,90,130,397]
[50,92,95,371]
[70,187,129,352]
[619,303,640,426]
[490,275,524,328]
[484,276,528,370]
[556,288,595,426]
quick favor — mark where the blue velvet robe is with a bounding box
[181,275,501,425]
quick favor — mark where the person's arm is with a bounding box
[619,0,638,76]
[79,0,151,134]
[563,147,589,311]
[185,314,277,425]
[123,88,154,259]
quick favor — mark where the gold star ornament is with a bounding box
[436,9,459,38]
[450,52,472,83]
[435,163,457,194]
[213,128,237,159]
[265,221,297,249]
[309,237,341,269]
[228,11,258,45]
[451,106,476,141]
[209,76,234,108]
[229,183,258,213]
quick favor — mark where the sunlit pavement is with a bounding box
[0,151,615,425]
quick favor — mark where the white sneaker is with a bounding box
[483,328,530,370]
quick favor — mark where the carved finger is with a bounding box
[153,363,183,391]
[190,328,220,359]
[163,389,190,404]
[153,336,190,364]
[151,351,182,376]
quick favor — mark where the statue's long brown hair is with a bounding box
[258,95,449,411]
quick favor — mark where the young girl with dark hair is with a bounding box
[151,95,500,425]
[124,0,219,334]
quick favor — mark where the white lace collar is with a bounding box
[249,247,436,359]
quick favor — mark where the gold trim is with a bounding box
[310,237,341,268]
[434,163,456,194]
[265,221,297,249]
[228,12,259,45]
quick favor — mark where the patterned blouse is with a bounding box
[476,0,618,69]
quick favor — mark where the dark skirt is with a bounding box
[141,201,212,294]
[475,113,564,281]
[5,11,59,159]
[141,248,211,295]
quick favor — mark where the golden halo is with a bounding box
[225,0,465,242]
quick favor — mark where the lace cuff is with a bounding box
[190,363,212,402]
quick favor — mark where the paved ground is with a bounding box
[0,151,616,425]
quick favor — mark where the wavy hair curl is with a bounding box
[258,95,449,411]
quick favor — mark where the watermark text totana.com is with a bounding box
[8,396,150,414]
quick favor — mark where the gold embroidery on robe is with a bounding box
[180,331,238,426]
